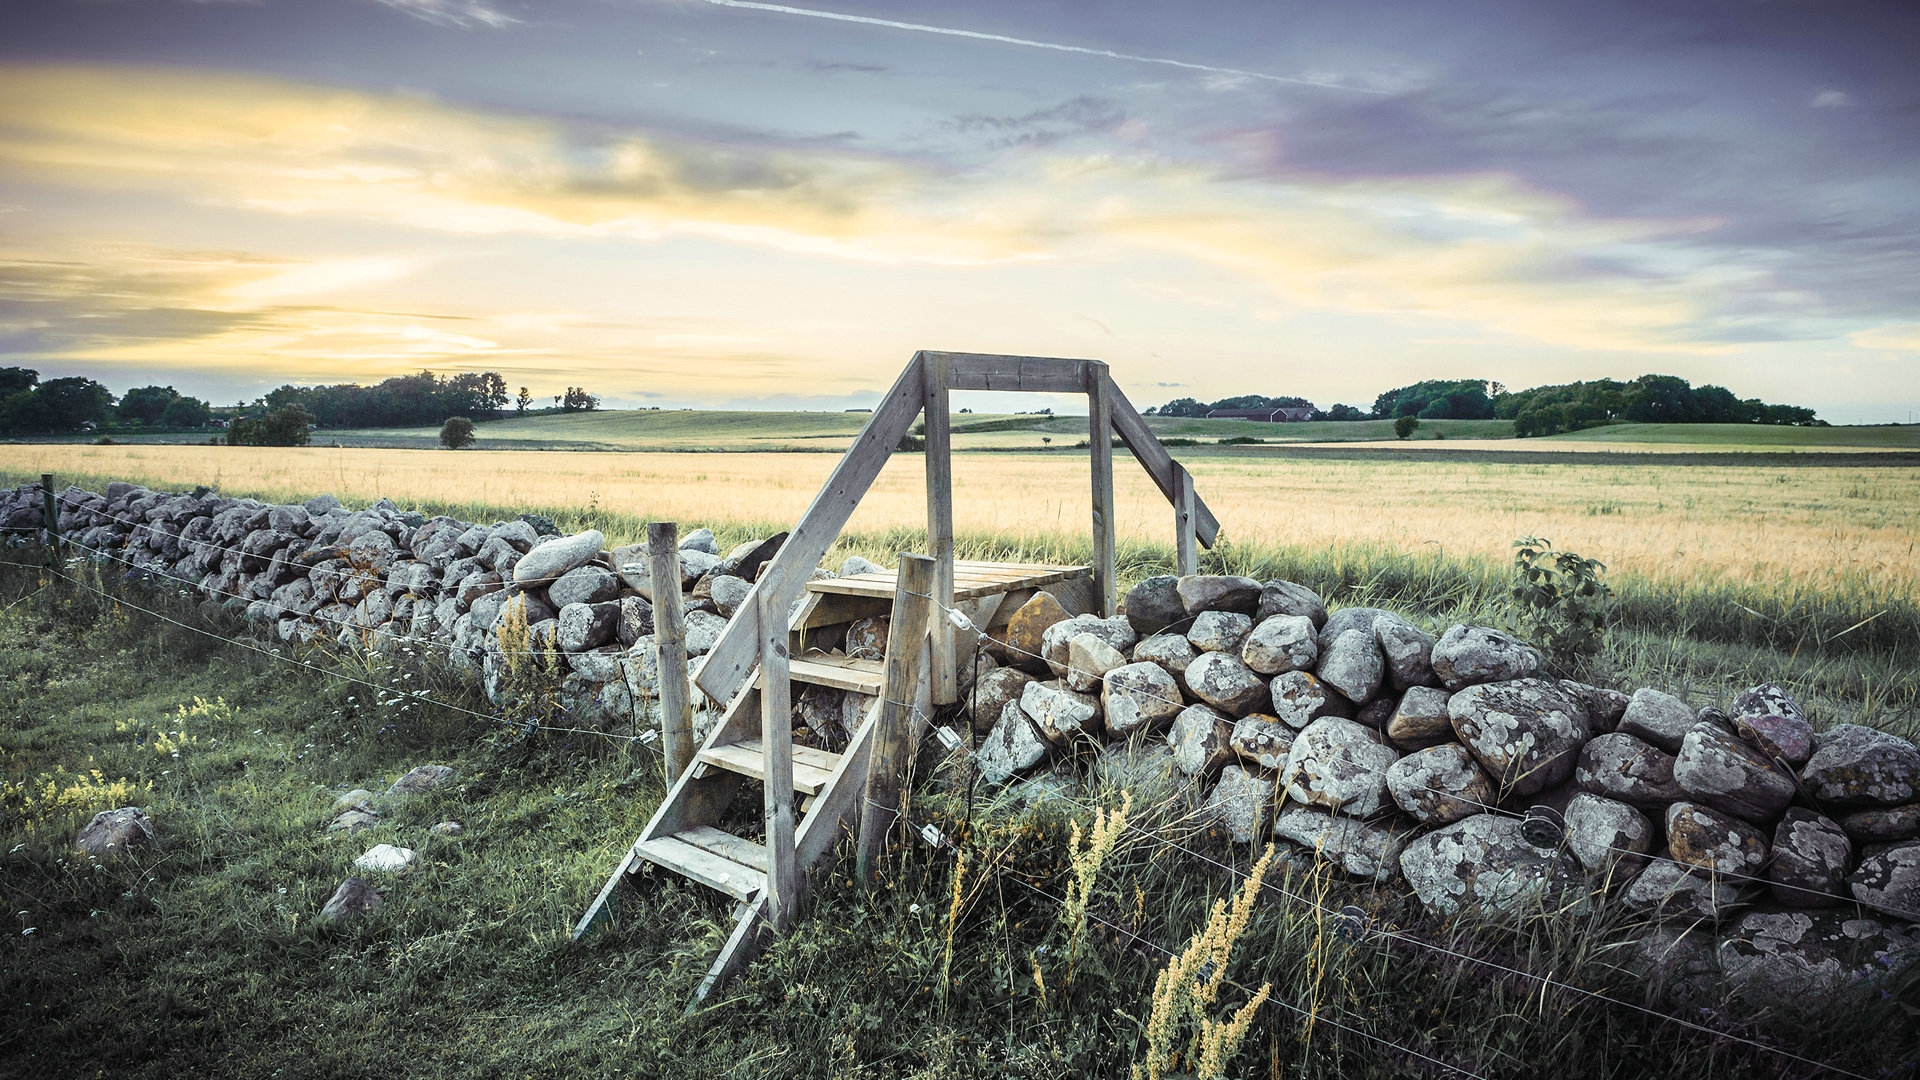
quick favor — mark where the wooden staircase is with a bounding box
[571,351,1219,1009]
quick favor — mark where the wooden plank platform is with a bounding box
[633,834,766,902]
[697,739,840,795]
[778,654,885,694]
[676,825,768,870]
[808,560,1090,602]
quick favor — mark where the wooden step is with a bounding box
[807,559,1090,601]
[781,654,885,694]
[695,739,841,796]
[632,834,766,902]
[675,824,768,870]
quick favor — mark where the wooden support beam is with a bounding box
[649,522,695,782]
[1086,366,1116,617]
[938,351,1093,393]
[857,553,934,886]
[40,473,59,565]
[758,587,798,934]
[1173,463,1198,577]
[695,355,927,705]
[1102,380,1221,547]
[922,351,957,705]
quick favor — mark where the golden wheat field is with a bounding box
[7,443,1918,603]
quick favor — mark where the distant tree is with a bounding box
[161,395,212,428]
[119,385,179,426]
[0,376,116,433]
[0,367,38,399]
[560,387,600,412]
[228,404,314,447]
[1393,415,1420,440]
[515,386,532,415]
[439,416,476,449]
[1320,403,1367,422]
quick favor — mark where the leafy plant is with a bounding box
[1393,415,1420,439]
[1509,535,1612,662]
[439,415,476,450]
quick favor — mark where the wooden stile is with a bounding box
[1086,364,1116,617]
[649,522,695,782]
[922,352,957,705]
[758,587,798,933]
[857,553,934,886]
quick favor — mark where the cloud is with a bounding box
[1849,323,1920,353]
[950,96,1125,149]
[363,0,520,29]
[1811,89,1852,108]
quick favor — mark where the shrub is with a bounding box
[1393,415,1420,439]
[440,415,476,450]
[1509,535,1612,663]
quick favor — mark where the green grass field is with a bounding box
[1540,422,1920,450]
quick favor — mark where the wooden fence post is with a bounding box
[1086,367,1116,617]
[1173,463,1198,577]
[40,473,59,566]
[758,586,798,933]
[922,352,956,705]
[857,553,934,886]
[648,522,694,782]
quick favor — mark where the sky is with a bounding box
[1,0,1917,422]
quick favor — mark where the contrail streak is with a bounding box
[689,0,1384,94]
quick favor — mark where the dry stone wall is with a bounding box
[8,478,1918,996]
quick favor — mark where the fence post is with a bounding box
[40,472,59,566]
[759,586,797,933]
[648,522,694,782]
[1173,463,1198,577]
[857,553,934,886]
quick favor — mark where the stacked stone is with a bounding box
[4,481,787,728]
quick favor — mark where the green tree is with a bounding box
[560,386,600,412]
[228,403,314,447]
[439,415,476,449]
[1393,415,1420,439]
[0,376,116,433]
[0,367,40,399]
[118,385,179,425]
[1319,403,1367,421]
[515,386,532,415]
[161,395,212,428]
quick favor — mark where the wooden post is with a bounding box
[758,586,798,933]
[922,353,956,705]
[1085,366,1116,617]
[649,522,695,782]
[1173,463,1198,576]
[40,473,58,565]
[857,553,934,886]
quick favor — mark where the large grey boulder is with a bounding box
[318,877,383,922]
[1133,634,1198,689]
[388,764,456,797]
[1720,909,1920,995]
[1575,732,1687,808]
[968,667,1035,735]
[512,529,605,585]
[1167,704,1235,778]
[1315,629,1384,705]
[1622,859,1754,924]
[1429,625,1540,690]
[1268,671,1352,729]
[1101,662,1183,739]
[682,610,728,656]
[1800,725,1920,808]
[1769,809,1852,908]
[708,574,753,619]
[1280,716,1398,818]
[1256,579,1327,629]
[1448,678,1589,798]
[1186,610,1252,655]
[1398,813,1585,917]
[1672,722,1796,823]
[977,701,1050,784]
[1730,682,1808,726]
[1064,632,1127,693]
[1241,614,1317,676]
[1558,680,1629,733]
[1176,574,1260,616]
[1666,802,1769,879]
[1563,793,1653,877]
[679,527,720,555]
[1617,688,1696,753]
[1849,840,1920,920]
[74,807,156,859]
[1733,713,1813,767]
[1042,615,1135,680]
[1184,651,1268,717]
[1121,575,1189,637]
[1386,743,1495,826]
[556,601,620,653]
[1020,680,1101,745]
[1205,764,1275,843]
[1384,685,1454,750]
[1229,715,1295,770]
[1372,613,1435,691]
[1274,805,1411,882]
[1839,805,1920,844]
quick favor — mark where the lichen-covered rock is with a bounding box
[1205,764,1275,842]
[511,529,605,585]
[1372,613,1435,691]
[1184,611,1250,657]
[1268,670,1352,729]
[1043,615,1136,681]
[1064,632,1127,692]
[353,843,418,874]
[1838,804,1920,844]
[318,877,383,922]
[555,600,620,653]
[1731,682,1808,727]
[1121,574,1188,637]
[1730,712,1813,768]
[1558,680,1629,733]
[1101,662,1182,738]
[1616,688,1696,753]
[1256,579,1327,629]
[1769,808,1852,908]
[1019,680,1101,745]
[1448,678,1589,798]
[1666,801,1769,878]
[1849,840,1920,920]
[1177,574,1261,616]
[1229,715,1295,769]
[1315,628,1384,705]
[548,563,620,609]
[1132,633,1198,689]
[387,764,455,797]
[1004,592,1071,676]
[683,610,727,656]
[1563,793,1653,877]
[1384,685,1454,750]
[1719,909,1920,994]
[1672,721,1797,823]
[968,667,1035,734]
[1429,625,1540,690]
[1800,725,1920,808]
[1398,813,1585,917]
[1386,743,1495,826]
[708,574,753,618]
[977,701,1050,784]
[1621,859,1754,924]
[74,807,156,858]
[1575,732,1687,808]
[1240,614,1317,676]
[1184,651,1269,717]
[1167,704,1234,778]
[1281,716,1399,818]
[1274,805,1412,882]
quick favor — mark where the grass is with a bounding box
[2,530,1916,1079]
[1542,422,1920,451]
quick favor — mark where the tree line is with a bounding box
[0,368,212,435]
[1146,373,1823,432]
